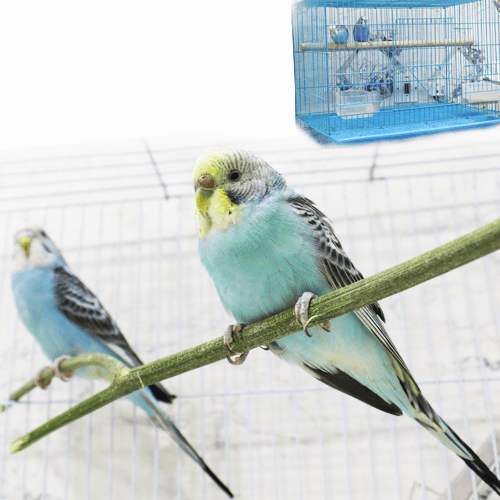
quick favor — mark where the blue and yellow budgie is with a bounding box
[193,148,500,495]
[11,228,233,498]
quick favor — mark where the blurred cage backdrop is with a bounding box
[1,129,500,500]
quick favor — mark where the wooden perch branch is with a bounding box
[300,38,474,52]
[1,354,129,412]
[8,217,500,453]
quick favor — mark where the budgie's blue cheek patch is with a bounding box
[226,190,243,205]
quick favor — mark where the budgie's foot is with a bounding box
[33,356,76,389]
[224,323,249,365]
[53,355,76,382]
[34,366,56,389]
[295,292,331,337]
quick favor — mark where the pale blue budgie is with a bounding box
[330,25,349,44]
[11,228,233,498]
[193,148,500,495]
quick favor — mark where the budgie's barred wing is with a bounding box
[53,266,175,404]
[286,195,434,417]
[286,195,385,318]
[286,196,500,492]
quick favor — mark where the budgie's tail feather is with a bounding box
[396,358,500,494]
[417,411,500,495]
[133,391,234,498]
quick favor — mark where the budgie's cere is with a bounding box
[194,148,500,495]
[11,228,233,498]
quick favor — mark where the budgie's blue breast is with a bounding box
[12,265,116,377]
[13,266,65,358]
[199,189,331,324]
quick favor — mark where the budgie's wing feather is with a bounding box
[53,266,175,404]
[286,196,500,492]
[284,199,500,492]
[304,363,402,415]
[54,269,232,495]
[286,196,420,398]
[287,195,385,320]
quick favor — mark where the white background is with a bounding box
[0,0,295,151]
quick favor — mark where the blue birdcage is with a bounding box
[293,0,500,143]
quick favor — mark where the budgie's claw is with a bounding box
[224,323,249,365]
[34,366,56,389]
[224,322,245,350]
[227,351,249,365]
[320,320,331,332]
[53,355,76,382]
[295,292,317,336]
[295,292,331,336]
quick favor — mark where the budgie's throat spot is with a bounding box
[19,237,33,257]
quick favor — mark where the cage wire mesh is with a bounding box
[293,0,500,144]
[0,130,500,500]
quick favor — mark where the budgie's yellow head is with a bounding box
[193,148,286,238]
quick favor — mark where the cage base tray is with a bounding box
[298,104,500,144]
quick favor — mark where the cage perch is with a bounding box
[301,38,475,51]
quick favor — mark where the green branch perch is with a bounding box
[8,217,500,454]
[1,353,129,412]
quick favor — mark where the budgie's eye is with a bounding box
[228,170,241,182]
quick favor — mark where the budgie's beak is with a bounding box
[195,174,216,217]
[19,236,33,257]
[194,174,216,192]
